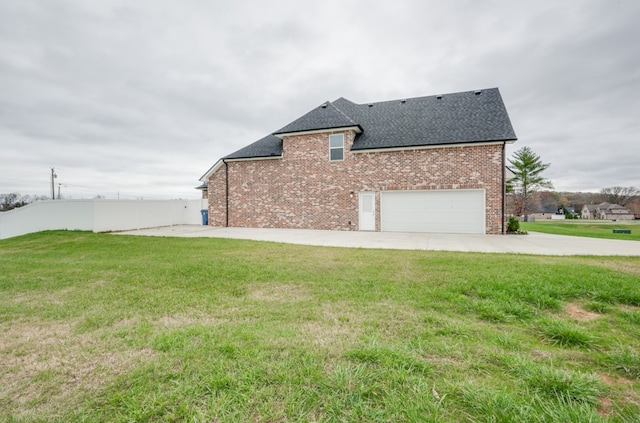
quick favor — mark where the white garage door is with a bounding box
[380,189,485,234]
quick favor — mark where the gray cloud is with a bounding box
[1,0,639,200]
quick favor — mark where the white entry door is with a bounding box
[358,192,376,231]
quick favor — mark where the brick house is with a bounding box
[200,88,517,234]
[581,202,635,220]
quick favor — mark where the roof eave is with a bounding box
[199,159,223,182]
[351,138,516,153]
[224,154,283,162]
[273,125,363,139]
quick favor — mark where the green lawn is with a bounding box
[1,231,640,422]
[521,220,640,241]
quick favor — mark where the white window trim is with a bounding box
[329,133,344,162]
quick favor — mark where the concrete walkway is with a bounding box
[114,225,640,256]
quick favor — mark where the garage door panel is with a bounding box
[380,190,485,234]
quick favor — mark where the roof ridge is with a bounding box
[333,96,356,104]
[327,101,358,126]
[355,87,500,106]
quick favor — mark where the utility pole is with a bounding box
[50,168,57,200]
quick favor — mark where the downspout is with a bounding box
[502,142,506,234]
[224,160,229,227]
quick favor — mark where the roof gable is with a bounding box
[273,101,361,136]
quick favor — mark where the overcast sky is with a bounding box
[1,0,638,200]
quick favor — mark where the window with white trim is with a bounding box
[329,133,344,161]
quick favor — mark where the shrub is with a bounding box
[507,216,520,233]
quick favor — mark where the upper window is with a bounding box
[329,133,344,161]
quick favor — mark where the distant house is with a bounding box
[200,88,517,234]
[530,207,565,220]
[581,202,634,220]
[194,182,208,199]
[581,204,598,219]
[565,206,578,218]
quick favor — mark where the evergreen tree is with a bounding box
[507,146,553,221]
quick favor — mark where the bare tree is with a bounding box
[0,193,47,211]
[600,186,639,206]
[535,191,561,211]
[0,193,25,211]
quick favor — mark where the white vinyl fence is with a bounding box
[0,199,207,240]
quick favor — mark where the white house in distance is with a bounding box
[581,202,635,220]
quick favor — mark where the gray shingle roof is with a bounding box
[222,88,516,160]
[344,88,516,150]
[273,101,362,135]
[224,134,283,160]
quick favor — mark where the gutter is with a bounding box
[502,142,506,234]
[225,160,229,227]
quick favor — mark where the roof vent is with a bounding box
[368,104,374,107]
[436,95,443,100]
[400,99,406,104]
[474,90,482,96]
[321,103,328,109]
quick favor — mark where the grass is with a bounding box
[521,220,640,241]
[1,231,640,421]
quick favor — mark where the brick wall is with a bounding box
[208,163,227,227]
[208,130,506,234]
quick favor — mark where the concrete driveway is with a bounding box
[115,225,640,256]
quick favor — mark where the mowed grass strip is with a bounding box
[521,220,640,241]
[1,231,639,422]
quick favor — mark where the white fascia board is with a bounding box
[350,140,513,154]
[224,155,283,163]
[199,159,223,182]
[274,126,362,139]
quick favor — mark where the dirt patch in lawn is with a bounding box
[299,303,363,351]
[598,373,633,386]
[598,396,615,418]
[598,374,640,414]
[565,302,600,321]
[582,259,640,275]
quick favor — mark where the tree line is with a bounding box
[0,193,49,211]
